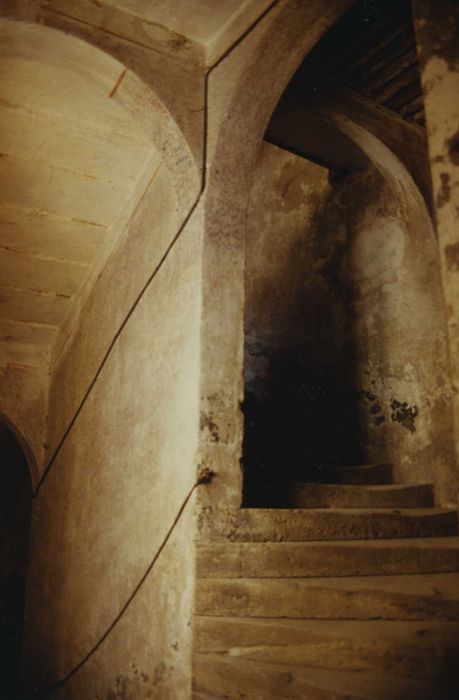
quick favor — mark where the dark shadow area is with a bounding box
[0,421,33,698]
[242,169,366,508]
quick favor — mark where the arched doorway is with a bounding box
[0,418,32,697]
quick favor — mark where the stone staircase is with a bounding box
[192,463,459,699]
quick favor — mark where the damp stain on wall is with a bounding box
[390,398,419,433]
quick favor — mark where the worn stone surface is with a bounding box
[196,573,459,620]
[288,482,434,509]
[49,509,196,700]
[194,617,459,679]
[193,655,457,700]
[23,213,203,695]
[198,507,458,543]
[197,537,459,578]
[46,164,185,458]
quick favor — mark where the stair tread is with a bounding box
[197,537,459,578]
[293,482,432,491]
[237,507,455,515]
[196,573,459,620]
[288,482,435,509]
[193,654,458,699]
[194,616,459,679]
[199,507,458,542]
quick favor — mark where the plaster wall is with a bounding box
[414,0,459,496]
[22,179,203,697]
[244,142,455,504]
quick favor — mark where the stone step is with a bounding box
[197,537,459,578]
[321,463,393,485]
[288,482,434,509]
[195,572,459,620]
[193,655,457,699]
[198,507,458,542]
[194,617,459,680]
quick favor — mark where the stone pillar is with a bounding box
[413,0,459,484]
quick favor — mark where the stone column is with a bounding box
[413,0,459,481]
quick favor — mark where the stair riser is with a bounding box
[194,620,459,680]
[196,580,459,620]
[323,463,393,485]
[197,542,459,578]
[288,484,435,509]
[199,510,458,542]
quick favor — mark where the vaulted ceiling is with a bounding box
[0,20,158,372]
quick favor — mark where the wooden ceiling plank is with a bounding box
[385,79,423,111]
[0,58,147,143]
[0,205,107,265]
[368,63,421,104]
[353,48,418,94]
[344,33,415,86]
[0,249,87,297]
[0,319,58,364]
[0,157,129,227]
[0,103,153,186]
[317,13,406,75]
[0,287,71,327]
[0,341,48,369]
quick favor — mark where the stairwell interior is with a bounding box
[193,1,459,698]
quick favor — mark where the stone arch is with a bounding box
[0,17,201,206]
[198,0,355,510]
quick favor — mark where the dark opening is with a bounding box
[0,421,32,697]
